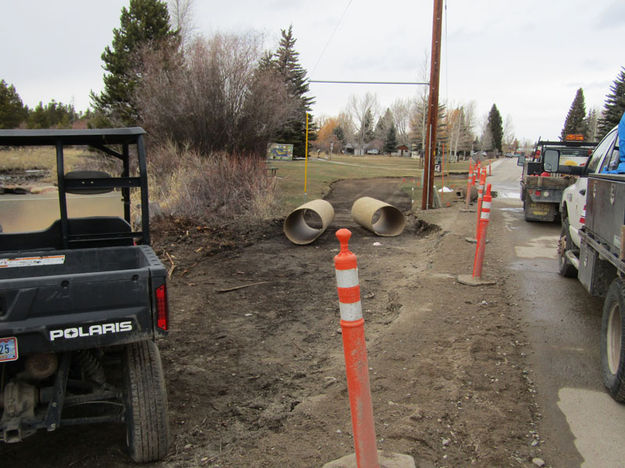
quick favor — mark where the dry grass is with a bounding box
[0,147,89,183]
[148,144,277,224]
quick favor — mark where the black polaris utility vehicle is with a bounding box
[0,128,170,462]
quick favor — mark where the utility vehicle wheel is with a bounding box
[557,219,577,278]
[601,279,625,402]
[123,340,170,462]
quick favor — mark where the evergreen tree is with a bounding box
[487,104,503,153]
[561,88,587,140]
[27,100,78,129]
[91,0,178,125]
[384,123,398,154]
[585,108,600,142]
[375,108,394,141]
[598,67,625,138]
[267,25,315,156]
[0,80,27,128]
[333,126,345,145]
[362,108,375,143]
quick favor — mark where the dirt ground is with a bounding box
[1,176,543,467]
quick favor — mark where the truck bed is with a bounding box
[0,245,166,354]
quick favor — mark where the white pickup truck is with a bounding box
[558,125,620,277]
[558,125,625,400]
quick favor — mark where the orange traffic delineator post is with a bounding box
[333,228,378,468]
[465,168,486,243]
[458,184,496,286]
[325,229,416,468]
[473,184,492,278]
[475,169,487,239]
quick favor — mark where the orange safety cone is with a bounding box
[333,229,379,468]
[473,184,492,278]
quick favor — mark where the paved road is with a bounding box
[490,158,625,467]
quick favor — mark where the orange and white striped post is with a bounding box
[472,184,492,278]
[464,162,474,208]
[334,229,379,468]
[475,169,487,238]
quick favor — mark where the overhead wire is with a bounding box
[310,80,428,85]
[310,0,353,78]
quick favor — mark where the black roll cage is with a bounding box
[0,127,151,247]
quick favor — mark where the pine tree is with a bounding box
[27,100,78,129]
[487,104,503,153]
[268,25,315,156]
[0,80,27,128]
[384,124,398,154]
[362,109,375,143]
[91,0,178,125]
[333,126,345,145]
[375,108,394,141]
[598,67,625,138]
[561,88,587,140]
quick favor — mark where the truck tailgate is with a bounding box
[0,245,166,354]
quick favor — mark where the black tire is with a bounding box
[123,340,170,462]
[523,201,529,221]
[601,279,625,402]
[558,219,577,278]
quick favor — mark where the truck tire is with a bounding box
[558,219,577,278]
[523,201,531,221]
[601,279,625,402]
[123,340,170,462]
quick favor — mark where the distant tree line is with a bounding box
[313,93,508,160]
[0,79,82,129]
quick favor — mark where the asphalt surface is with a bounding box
[491,158,625,467]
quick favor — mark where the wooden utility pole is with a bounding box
[422,0,443,210]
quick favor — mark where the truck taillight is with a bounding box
[156,284,168,331]
[580,205,586,225]
[534,190,541,197]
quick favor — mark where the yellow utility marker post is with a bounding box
[304,113,309,196]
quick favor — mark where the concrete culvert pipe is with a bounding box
[351,197,406,236]
[283,199,335,245]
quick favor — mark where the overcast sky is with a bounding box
[1,0,623,141]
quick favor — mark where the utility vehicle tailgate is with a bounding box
[0,245,167,354]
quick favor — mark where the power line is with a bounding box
[310,0,354,77]
[309,80,429,86]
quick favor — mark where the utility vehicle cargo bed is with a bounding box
[0,245,166,354]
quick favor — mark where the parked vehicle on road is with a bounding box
[518,138,596,222]
[556,126,625,400]
[0,128,170,462]
[559,126,620,277]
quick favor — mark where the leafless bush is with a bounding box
[148,142,277,223]
[136,32,297,156]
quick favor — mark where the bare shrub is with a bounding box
[148,143,277,223]
[136,32,297,156]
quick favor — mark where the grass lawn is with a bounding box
[271,154,473,213]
